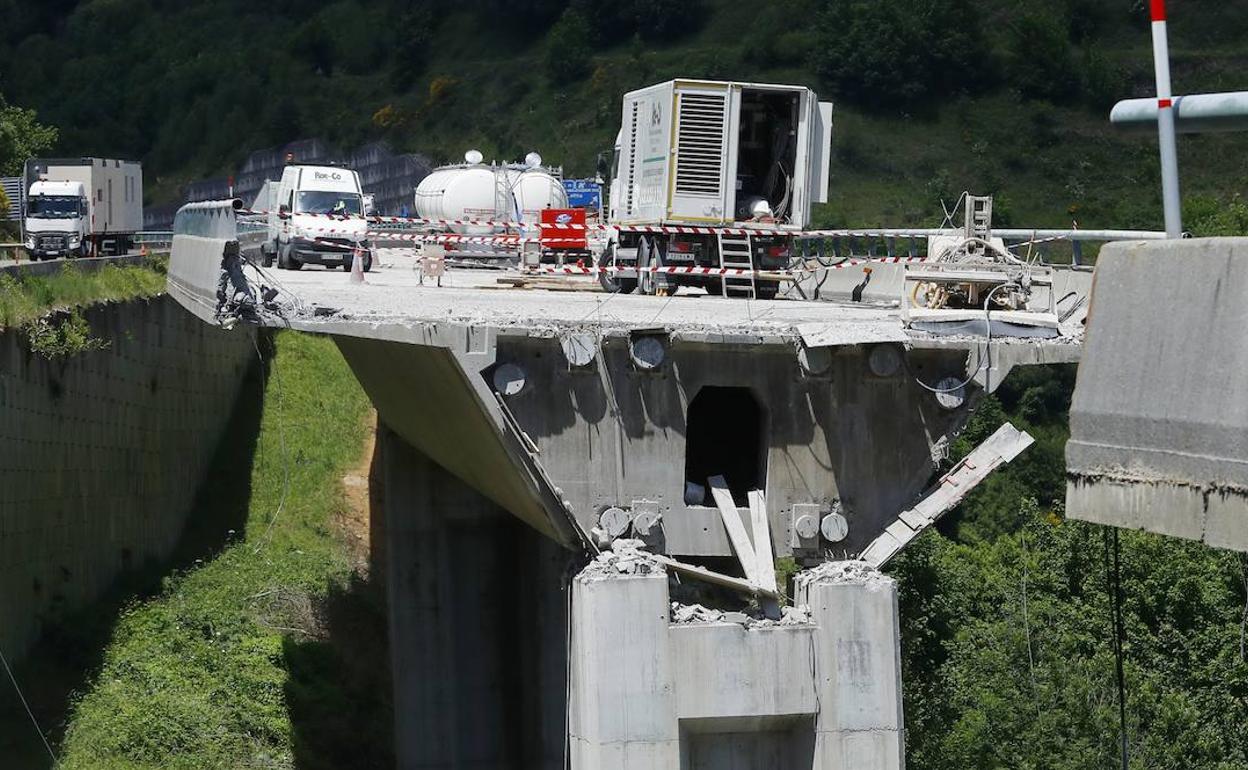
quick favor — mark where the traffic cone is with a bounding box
[350,247,366,284]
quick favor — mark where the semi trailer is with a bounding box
[599,79,833,298]
[22,158,143,260]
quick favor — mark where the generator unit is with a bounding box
[603,79,833,298]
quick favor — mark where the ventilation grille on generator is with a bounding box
[626,101,641,214]
[674,92,727,199]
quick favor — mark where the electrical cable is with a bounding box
[1103,528,1130,770]
[0,643,56,764]
[911,281,1018,395]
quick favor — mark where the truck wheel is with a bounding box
[756,281,779,301]
[596,245,638,294]
[278,245,302,270]
[261,246,274,268]
[638,237,668,296]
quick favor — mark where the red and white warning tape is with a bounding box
[242,209,945,240]
[518,255,926,277]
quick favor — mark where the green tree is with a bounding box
[812,0,987,111]
[545,8,593,84]
[0,92,58,176]
[1004,9,1080,101]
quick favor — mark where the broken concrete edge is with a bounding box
[1065,466,1248,498]
[794,559,894,592]
[1066,472,1248,552]
[579,541,889,627]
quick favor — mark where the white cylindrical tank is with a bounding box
[414,165,501,234]
[512,170,568,221]
[414,157,568,233]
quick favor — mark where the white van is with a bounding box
[261,164,372,271]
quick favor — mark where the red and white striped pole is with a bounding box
[1150,0,1182,237]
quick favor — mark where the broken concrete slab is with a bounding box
[1066,237,1248,552]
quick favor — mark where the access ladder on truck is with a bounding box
[718,232,756,298]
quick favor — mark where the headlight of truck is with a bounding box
[24,236,36,249]
[69,235,81,246]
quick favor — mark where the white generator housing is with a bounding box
[611,79,832,229]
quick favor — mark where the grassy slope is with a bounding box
[0,260,167,328]
[55,332,381,770]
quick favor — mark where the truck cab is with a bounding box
[264,164,372,271]
[24,180,89,260]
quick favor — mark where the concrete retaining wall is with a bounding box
[0,295,256,658]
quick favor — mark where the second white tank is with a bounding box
[414,154,567,233]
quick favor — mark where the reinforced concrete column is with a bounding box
[569,563,679,768]
[796,561,905,770]
[382,426,569,770]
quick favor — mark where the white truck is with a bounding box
[601,79,833,298]
[23,158,143,260]
[259,164,372,271]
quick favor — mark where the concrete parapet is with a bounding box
[567,551,902,770]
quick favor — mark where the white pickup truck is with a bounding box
[260,164,372,271]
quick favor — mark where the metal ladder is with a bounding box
[717,232,756,298]
[964,195,994,258]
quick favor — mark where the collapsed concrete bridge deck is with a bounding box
[165,204,1095,769]
[170,229,1088,560]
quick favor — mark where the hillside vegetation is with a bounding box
[3,3,1248,768]
[2,0,1247,230]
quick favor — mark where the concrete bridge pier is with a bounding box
[568,554,903,770]
[382,427,571,770]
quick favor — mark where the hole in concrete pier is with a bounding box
[684,386,765,507]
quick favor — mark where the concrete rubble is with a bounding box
[669,601,812,627]
[577,538,659,580]
[794,558,888,587]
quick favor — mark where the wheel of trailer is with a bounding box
[756,281,779,301]
[596,244,638,294]
[637,237,666,296]
[261,245,275,269]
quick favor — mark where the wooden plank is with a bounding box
[652,555,780,600]
[747,490,777,594]
[859,423,1034,568]
[708,475,759,586]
